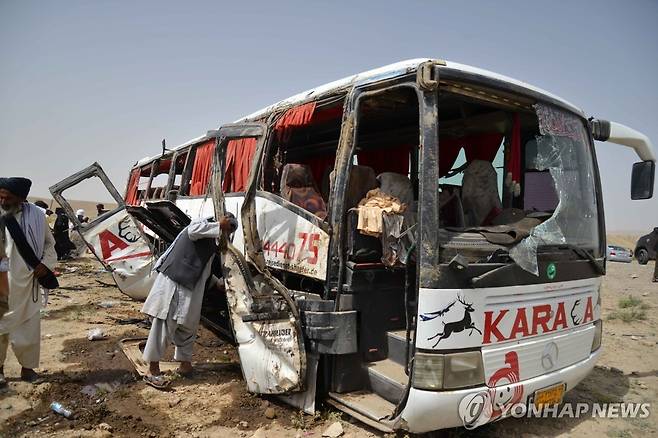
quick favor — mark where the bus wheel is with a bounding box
[636,248,649,265]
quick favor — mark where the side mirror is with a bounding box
[631,160,655,200]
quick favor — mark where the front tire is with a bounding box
[636,248,649,265]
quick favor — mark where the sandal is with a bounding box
[143,374,171,390]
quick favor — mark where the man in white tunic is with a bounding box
[0,177,56,386]
[141,214,236,387]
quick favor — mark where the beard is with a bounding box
[0,204,20,215]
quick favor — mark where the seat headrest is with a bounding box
[377,172,413,206]
[280,163,316,191]
[344,165,378,209]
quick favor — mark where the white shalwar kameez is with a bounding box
[0,205,56,369]
[141,219,219,363]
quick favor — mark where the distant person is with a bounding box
[96,203,108,217]
[141,214,237,389]
[53,208,75,260]
[73,209,89,228]
[33,200,55,229]
[0,223,8,387]
[653,227,658,283]
[0,177,57,385]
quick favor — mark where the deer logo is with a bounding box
[424,295,482,347]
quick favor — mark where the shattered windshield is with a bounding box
[509,103,600,274]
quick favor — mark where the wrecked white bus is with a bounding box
[50,59,656,433]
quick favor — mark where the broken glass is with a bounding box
[510,103,600,275]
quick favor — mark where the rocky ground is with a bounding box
[0,255,656,438]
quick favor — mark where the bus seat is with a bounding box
[377,172,413,206]
[461,160,502,227]
[439,185,465,228]
[280,163,327,219]
[345,165,378,209]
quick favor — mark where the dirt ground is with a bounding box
[1,253,657,438]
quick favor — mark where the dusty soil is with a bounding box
[0,254,656,438]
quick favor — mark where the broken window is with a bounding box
[509,103,600,274]
[262,100,344,217]
[189,140,215,196]
[146,159,172,200]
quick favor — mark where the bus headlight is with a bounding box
[412,351,484,390]
[412,353,444,390]
[591,320,602,352]
[443,351,485,389]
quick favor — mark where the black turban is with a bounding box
[0,177,32,199]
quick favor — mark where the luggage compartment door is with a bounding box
[49,162,155,300]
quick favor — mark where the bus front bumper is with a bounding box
[398,348,601,433]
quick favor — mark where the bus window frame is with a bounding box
[326,77,440,299]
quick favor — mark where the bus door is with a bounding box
[50,162,156,300]
[209,124,308,395]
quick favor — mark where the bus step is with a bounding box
[387,329,413,366]
[327,391,395,433]
[366,358,408,405]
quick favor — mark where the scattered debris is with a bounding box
[50,402,74,419]
[96,280,115,288]
[87,328,107,341]
[99,301,118,308]
[322,422,344,437]
[264,407,276,419]
[631,274,638,279]
[98,422,113,432]
[239,421,249,429]
[81,381,121,398]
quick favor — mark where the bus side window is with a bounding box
[262,100,344,216]
[147,158,172,200]
[185,140,215,196]
[169,149,189,197]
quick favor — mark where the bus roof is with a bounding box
[135,58,583,168]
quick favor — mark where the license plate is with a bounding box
[532,383,565,408]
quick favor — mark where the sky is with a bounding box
[1,0,656,232]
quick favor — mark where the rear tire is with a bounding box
[636,248,649,265]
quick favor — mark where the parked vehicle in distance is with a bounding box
[635,228,658,265]
[606,245,633,263]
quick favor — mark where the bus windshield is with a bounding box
[437,95,601,276]
[509,103,601,274]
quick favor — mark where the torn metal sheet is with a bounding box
[222,243,305,394]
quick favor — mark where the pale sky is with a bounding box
[1,0,656,232]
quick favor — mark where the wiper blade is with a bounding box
[540,244,605,275]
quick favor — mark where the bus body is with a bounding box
[50,58,655,433]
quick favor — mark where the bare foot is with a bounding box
[176,361,193,376]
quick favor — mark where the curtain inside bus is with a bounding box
[190,140,215,196]
[125,168,140,205]
[222,138,257,193]
[274,102,317,143]
[357,145,411,175]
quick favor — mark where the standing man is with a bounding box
[96,203,108,217]
[141,214,237,389]
[0,177,56,385]
[53,208,75,260]
[0,223,8,387]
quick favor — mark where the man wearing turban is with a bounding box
[0,177,56,386]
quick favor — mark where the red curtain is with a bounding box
[190,140,215,196]
[124,168,140,205]
[274,102,317,143]
[358,145,411,175]
[301,153,336,187]
[438,133,504,177]
[223,138,257,193]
